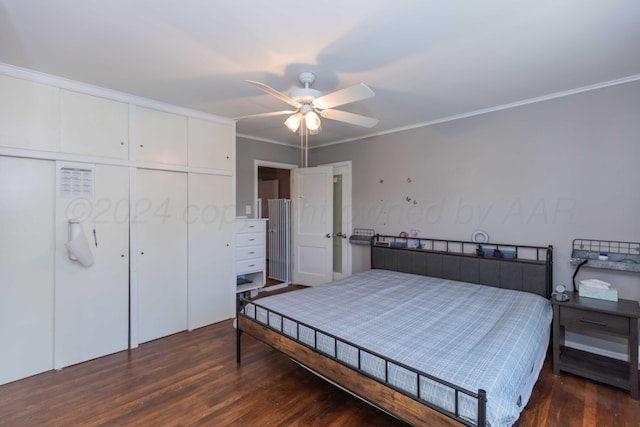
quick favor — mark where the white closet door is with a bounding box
[136,169,188,343]
[54,163,129,369]
[0,157,55,385]
[187,173,234,330]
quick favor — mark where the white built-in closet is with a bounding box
[0,69,236,385]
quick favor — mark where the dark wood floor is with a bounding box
[1,319,639,426]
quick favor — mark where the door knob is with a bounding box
[326,233,333,238]
[336,232,347,238]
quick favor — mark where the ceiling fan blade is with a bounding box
[320,109,379,128]
[234,110,297,120]
[245,80,301,109]
[313,83,375,110]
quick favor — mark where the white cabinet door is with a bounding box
[188,118,233,171]
[0,75,60,151]
[187,173,234,329]
[136,106,187,165]
[0,157,55,385]
[136,169,188,343]
[54,162,130,369]
[61,90,129,159]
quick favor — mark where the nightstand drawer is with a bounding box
[560,307,629,335]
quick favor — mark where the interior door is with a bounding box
[292,166,333,286]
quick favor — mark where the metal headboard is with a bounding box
[370,235,553,299]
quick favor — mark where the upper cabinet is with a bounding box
[188,117,233,171]
[61,90,129,159]
[0,75,60,152]
[0,73,233,172]
[136,106,187,165]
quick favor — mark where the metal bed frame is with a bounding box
[236,235,553,427]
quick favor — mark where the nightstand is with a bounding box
[552,292,640,399]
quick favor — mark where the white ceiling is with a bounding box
[1,0,639,147]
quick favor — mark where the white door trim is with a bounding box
[253,160,297,218]
[320,161,353,279]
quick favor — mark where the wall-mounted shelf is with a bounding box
[570,239,640,273]
[349,228,375,245]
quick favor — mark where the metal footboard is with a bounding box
[237,295,487,427]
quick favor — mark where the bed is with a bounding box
[236,235,553,427]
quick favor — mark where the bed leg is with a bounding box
[478,389,487,427]
[236,321,242,363]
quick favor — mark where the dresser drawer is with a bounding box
[236,233,265,247]
[236,258,265,274]
[234,220,265,234]
[236,245,265,261]
[560,306,629,335]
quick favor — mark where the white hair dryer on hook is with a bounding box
[65,218,94,267]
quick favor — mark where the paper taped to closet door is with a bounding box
[60,166,93,198]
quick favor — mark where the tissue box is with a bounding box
[579,286,618,302]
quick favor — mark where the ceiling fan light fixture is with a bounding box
[240,72,377,137]
[305,111,321,131]
[284,113,302,133]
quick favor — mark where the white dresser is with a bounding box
[235,218,267,293]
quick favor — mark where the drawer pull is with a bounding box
[249,238,255,241]
[580,318,608,327]
[249,251,255,255]
[248,264,255,267]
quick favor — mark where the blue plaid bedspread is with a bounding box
[243,269,551,427]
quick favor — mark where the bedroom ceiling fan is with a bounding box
[236,72,378,134]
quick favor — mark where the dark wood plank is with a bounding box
[0,319,639,426]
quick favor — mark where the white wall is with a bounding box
[312,80,640,301]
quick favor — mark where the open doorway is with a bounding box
[255,161,296,288]
[254,160,352,287]
[257,167,291,219]
[291,162,352,286]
